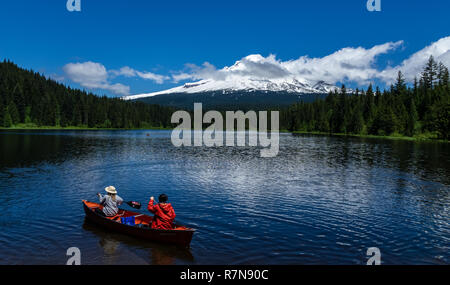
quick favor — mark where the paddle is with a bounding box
[97,193,142,209]
[126,201,142,209]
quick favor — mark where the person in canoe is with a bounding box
[147,194,176,230]
[96,186,124,217]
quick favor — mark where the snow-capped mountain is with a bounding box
[122,54,343,101]
[123,78,341,101]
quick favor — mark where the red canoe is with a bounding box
[82,200,195,247]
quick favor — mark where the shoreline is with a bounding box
[1,126,448,143]
[285,130,448,143]
[0,125,172,131]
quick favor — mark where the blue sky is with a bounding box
[0,0,449,96]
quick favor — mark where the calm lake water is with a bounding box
[0,130,449,265]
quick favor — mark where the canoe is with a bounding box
[82,200,195,247]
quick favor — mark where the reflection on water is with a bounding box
[82,219,194,265]
[0,130,449,264]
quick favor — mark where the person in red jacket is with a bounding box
[147,194,176,230]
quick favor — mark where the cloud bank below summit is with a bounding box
[62,37,450,96]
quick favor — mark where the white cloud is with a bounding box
[63,62,108,88]
[135,71,169,84]
[102,83,131,96]
[110,66,169,84]
[172,37,450,86]
[63,61,130,96]
[379,36,450,83]
[111,66,136,78]
[283,41,404,84]
[63,62,169,96]
[172,62,220,83]
[172,72,194,83]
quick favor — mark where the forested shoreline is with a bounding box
[280,56,450,140]
[1,58,449,141]
[0,61,175,129]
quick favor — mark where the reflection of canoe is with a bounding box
[82,200,195,248]
[82,221,195,264]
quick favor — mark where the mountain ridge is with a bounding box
[122,54,347,101]
[122,78,343,101]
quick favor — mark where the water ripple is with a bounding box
[0,130,449,264]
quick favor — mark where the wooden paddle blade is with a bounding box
[126,201,142,209]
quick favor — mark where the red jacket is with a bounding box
[147,199,176,230]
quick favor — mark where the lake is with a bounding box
[0,130,449,265]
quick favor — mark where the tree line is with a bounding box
[0,60,175,129]
[279,56,450,140]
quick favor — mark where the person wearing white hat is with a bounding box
[97,186,124,217]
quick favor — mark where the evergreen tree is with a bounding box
[348,106,364,134]
[371,106,397,135]
[422,56,438,89]
[336,85,347,133]
[433,101,450,140]
[394,71,406,95]
[0,99,4,127]
[3,107,12,128]
[24,106,32,124]
[7,101,20,125]
[13,83,26,122]
[438,62,449,88]
[363,84,375,123]
[405,98,418,136]
[72,104,82,127]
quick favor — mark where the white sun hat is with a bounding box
[105,186,117,194]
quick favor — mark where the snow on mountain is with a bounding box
[122,79,342,100]
[122,54,344,101]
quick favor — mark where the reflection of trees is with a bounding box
[0,131,91,169]
[294,133,450,184]
[293,133,450,214]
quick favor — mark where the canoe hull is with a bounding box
[82,200,194,248]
